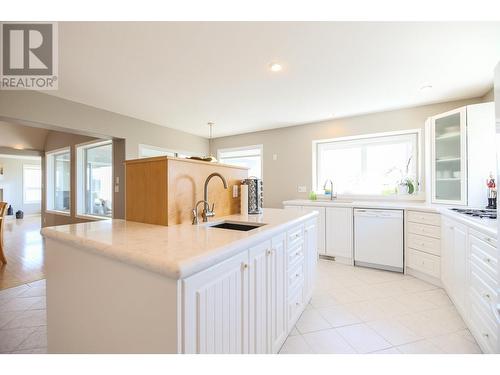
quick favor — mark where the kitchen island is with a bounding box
[41,208,318,354]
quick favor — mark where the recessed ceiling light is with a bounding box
[420,84,433,91]
[269,63,282,72]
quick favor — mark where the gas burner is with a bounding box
[451,208,497,219]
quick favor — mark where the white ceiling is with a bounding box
[49,22,500,138]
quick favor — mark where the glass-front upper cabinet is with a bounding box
[431,107,467,205]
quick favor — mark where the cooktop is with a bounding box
[451,208,497,219]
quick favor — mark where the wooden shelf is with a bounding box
[436,178,461,181]
[436,157,460,163]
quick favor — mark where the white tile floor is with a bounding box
[0,279,47,353]
[0,259,482,354]
[279,260,482,354]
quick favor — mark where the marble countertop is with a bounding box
[438,208,497,238]
[41,208,317,279]
[283,199,497,237]
[283,199,440,212]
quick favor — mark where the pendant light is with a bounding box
[206,122,218,162]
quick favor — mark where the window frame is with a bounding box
[22,163,42,204]
[312,129,422,197]
[45,147,71,215]
[217,144,263,179]
[76,139,114,219]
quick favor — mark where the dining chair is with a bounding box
[0,202,8,264]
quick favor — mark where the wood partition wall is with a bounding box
[125,156,248,226]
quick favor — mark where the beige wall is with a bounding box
[0,90,209,159]
[0,121,49,151]
[482,87,495,102]
[211,97,486,208]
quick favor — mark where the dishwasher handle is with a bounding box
[354,209,403,218]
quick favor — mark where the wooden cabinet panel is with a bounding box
[125,158,168,225]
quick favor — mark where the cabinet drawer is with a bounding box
[407,233,441,256]
[469,299,498,354]
[287,242,305,267]
[407,211,441,226]
[407,222,441,239]
[287,226,304,247]
[470,238,498,283]
[470,263,498,306]
[287,285,304,329]
[287,258,305,291]
[407,249,440,278]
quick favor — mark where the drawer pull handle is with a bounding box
[243,263,248,270]
[483,293,491,300]
[483,333,489,338]
[484,258,491,263]
[296,273,300,277]
[295,302,300,306]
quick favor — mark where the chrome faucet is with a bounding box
[323,179,335,200]
[192,200,210,225]
[192,172,228,224]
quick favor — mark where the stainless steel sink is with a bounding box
[208,221,266,231]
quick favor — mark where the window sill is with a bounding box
[75,213,112,221]
[45,210,71,216]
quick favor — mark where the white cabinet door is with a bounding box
[304,219,318,302]
[325,207,353,261]
[183,251,249,354]
[453,223,468,317]
[430,107,467,205]
[269,233,287,353]
[441,218,454,291]
[441,217,468,316]
[248,240,271,354]
[302,206,326,255]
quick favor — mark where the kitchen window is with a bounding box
[46,148,71,213]
[217,145,263,179]
[314,131,419,196]
[76,141,113,218]
[23,164,42,204]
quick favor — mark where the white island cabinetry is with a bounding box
[43,209,317,354]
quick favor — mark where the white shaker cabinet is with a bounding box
[183,251,249,354]
[284,205,325,255]
[301,206,326,255]
[248,240,272,354]
[183,219,317,354]
[325,207,353,264]
[441,217,468,317]
[269,234,287,354]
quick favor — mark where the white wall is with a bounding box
[0,156,42,215]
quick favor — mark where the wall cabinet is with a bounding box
[325,207,353,263]
[183,220,317,354]
[428,102,496,206]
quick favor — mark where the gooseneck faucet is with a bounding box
[192,172,228,224]
[323,179,335,200]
